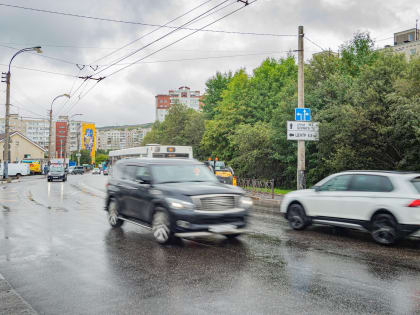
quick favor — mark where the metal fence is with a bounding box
[237,178,275,199]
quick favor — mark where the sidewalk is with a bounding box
[0,272,37,314]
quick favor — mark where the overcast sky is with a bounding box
[0,0,418,126]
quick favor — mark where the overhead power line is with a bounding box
[93,0,233,76]
[0,63,79,77]
[105,0,259,79]
[91,0,217,64]
[305,36,326,52]
[62,1,258,116]
[0,2,295,37]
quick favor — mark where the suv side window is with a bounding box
[349,175,394,192]
[134,166,150,181]
[320,175,352,191]
[122,165,137,181]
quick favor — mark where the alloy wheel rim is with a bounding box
[289,209,304,228]
[108,202,118,226]
[153,212,170,243]
[372,219,395,244]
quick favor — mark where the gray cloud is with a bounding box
[0,0,418,126]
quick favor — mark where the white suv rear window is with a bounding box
[412,177,420,193]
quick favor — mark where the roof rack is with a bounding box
[341,170,420,174]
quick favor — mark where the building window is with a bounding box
[409,33,414,41]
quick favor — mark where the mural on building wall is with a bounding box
[81,123,95,163]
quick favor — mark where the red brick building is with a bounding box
[55,121,68,158]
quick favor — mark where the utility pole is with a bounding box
[297,25,305,190]
[3,71,11,180]
[48,109,53,165]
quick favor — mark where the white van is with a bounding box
[0,163,30,178]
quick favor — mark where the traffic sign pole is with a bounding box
[297,25,305,190]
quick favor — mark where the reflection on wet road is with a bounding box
[0,175,419,314]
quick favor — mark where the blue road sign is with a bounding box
[295,108,311,121]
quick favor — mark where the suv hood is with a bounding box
[50,171,64,176]
[154,182,243,196]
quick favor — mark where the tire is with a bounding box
[287,203,309,230]
[16,174,21,179]
[108,199,124,228]
[371,214,399,245]
[152,210,175,244]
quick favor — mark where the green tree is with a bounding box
[95,153,109,165]
[201,71,232,119]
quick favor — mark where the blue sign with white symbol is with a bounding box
[295,108,311,121]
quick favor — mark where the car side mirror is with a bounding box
[136,176,151,184]
[313,185,322,192]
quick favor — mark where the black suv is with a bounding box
[47,165,67,182]
[105,158,252,244]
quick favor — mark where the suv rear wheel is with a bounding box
[287,203,309,230]
[108,199,124,228]
[371,213,399,245]
[152,210,175,244]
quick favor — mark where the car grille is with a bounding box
[193,195,237,211]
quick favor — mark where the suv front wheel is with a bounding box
[108,199,124,228]
[152,209,175,244]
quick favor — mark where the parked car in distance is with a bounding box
[281,171,420,245]
[71,166,84,175]
[68,166,75,174]
[92,168,100,174]
[48,165,67,182]
[103,169,109,175]
[105,158,253,244]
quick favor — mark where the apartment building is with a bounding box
[384,28,420,59]
[96,125,152,151]
[0,114,95,159]
[155,86,203,122]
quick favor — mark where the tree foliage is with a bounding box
[145,32,420,189]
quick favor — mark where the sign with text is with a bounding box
[287,121,319,141]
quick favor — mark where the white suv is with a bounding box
[280,171,420,245]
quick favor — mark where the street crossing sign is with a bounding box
[287,121,319,141]
[295,108,311,121]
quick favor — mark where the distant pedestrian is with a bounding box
[43,165,49,177]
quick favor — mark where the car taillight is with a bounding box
[105,183,109,188]
[408,200,420,207]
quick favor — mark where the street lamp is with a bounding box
[48,93,70,165]
[63,113,82,167]
[2,46,42,180]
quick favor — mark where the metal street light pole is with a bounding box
[48,94,70,166]
[2,46,42,180]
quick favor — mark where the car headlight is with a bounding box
[166,198,195,210]
[239,196,253,209]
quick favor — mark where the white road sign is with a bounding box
[287,121,319,141]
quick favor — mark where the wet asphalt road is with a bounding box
[0,174,420,314]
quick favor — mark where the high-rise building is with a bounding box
[96,124,152,151]
[155,86,203,122]
[0,114,94,159]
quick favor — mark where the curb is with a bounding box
[0,272,37,314]
[248,195,283,215]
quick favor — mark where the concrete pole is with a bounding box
[3,71,11,179]
[77,122,81,166]
[297,25,306,190]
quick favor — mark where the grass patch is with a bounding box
[242,186,293,195]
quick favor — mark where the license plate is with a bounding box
[209,224,237,233]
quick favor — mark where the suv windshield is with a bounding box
[50,166,64,172]
[412,177,420,193]
[152,164,218,184]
